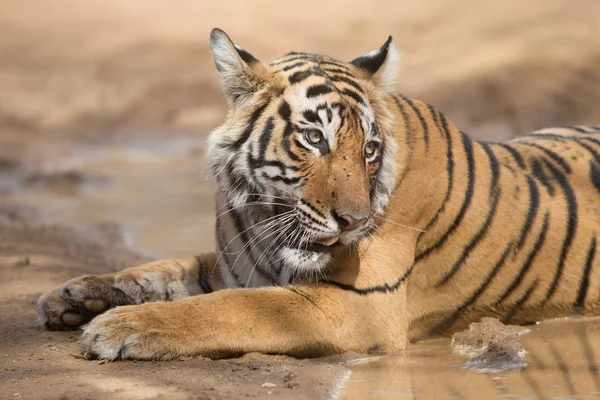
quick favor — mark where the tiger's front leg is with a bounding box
[37,253,222,330]
[80,284,409,360]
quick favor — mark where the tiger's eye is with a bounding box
[306,130,323,145]
[365,141,379,157]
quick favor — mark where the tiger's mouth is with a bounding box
[315,236,340,247]
[285,236,340,254]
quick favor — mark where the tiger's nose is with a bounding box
[332,211,368,232]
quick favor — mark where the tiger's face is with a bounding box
[208,29,400,272]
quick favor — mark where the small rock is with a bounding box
[261,382,277,388]
[452,318,529,373]
[283,371,297,383]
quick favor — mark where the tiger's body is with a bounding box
[37,29,600,360]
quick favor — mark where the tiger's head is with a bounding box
[208,28,400,273]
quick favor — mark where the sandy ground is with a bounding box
[0,204,350,400]
[1,1,600,399]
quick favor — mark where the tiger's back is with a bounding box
[400,119,600,339]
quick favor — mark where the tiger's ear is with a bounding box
[209,28,267,106]
[350,36,400,93]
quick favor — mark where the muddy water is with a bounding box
[10,137,217,258]
[8,138,600,400]
[341,317,600,400]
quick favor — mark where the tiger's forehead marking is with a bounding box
[269,53,367,104]
[269,52,378,146]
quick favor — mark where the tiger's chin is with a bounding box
[279,247,333,273]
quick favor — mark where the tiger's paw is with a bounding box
[80,303,186,360]
[37,275,134,330]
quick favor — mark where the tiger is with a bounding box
[36,28,600,360]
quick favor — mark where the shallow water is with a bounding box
[341,317,600,400]
[8,137,217,258]
[7,138,600,400]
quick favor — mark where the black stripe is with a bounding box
[427,243,513,337]
[564,125,588,133]
[501,279,539,324]
[269,55,314,67]
[306,84,333,98]
[437,187,501,286]
[328,75,364,93]
[496,212,550,305]
[542,159,578,304]
[392,96,411,145]
[518,142,572,174]
[262,173,301,185]
[323,264,414,295]
[279,100,291,121]
[578,139,600,163]
[281,61,306,72]
[289,68,324,84]
[226,101,270,150]
[302,109,320,124]
[279,101,300,161]
[581,135,600,147]
[297,209,329,229]
[257,117,274,161]
[426,104,444,138]
[498,143,526,169]
[530,159,555,196]
[592,162,600,193]
[521,132,600,145]
[340,88,364,104]
[514,176,540,253]
[194,256,214,294]
[480,143,500,191]
[520,132,600,151]
[577,140,600,193]
[252,159,299,174]
[416,133,475,262]
[299,198,327,220]
[317,59,349,69]
[574,236,597,311]
[419,112,455,230]
[400,95,429,150]
[323,67,356,79]
[294,136,329,155]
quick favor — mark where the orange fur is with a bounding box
[38,31,600,360]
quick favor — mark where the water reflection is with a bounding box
[341,317,600,400]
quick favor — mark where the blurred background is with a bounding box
[1,0,599,259]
